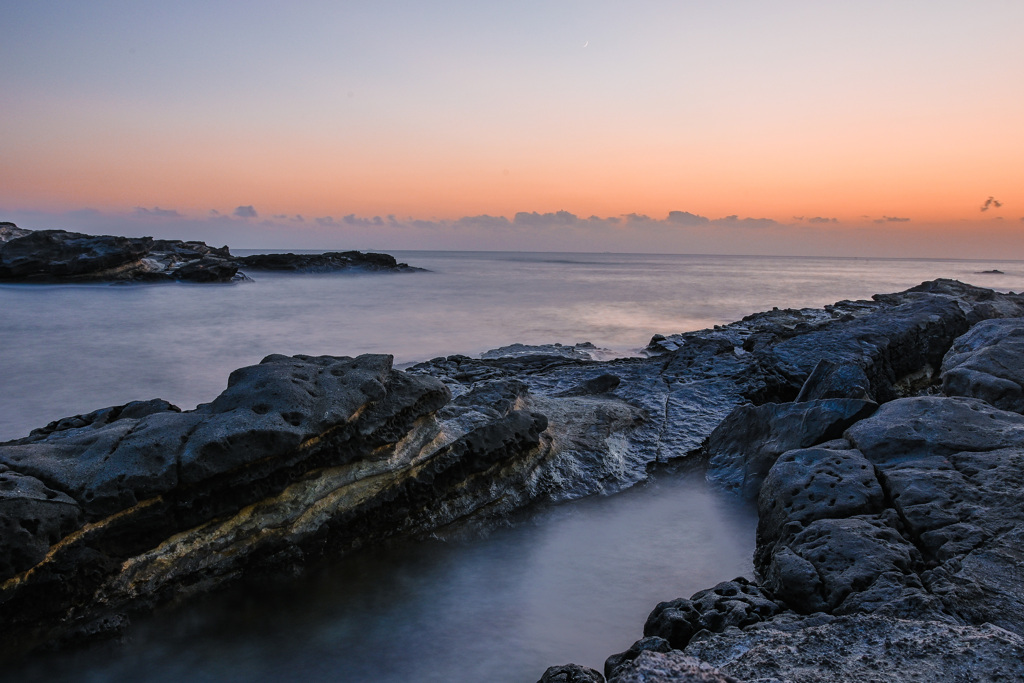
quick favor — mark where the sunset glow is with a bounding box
[3,1,1023,256]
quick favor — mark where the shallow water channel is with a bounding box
[13,471,755,682]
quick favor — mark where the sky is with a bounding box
[2,1,1023,256]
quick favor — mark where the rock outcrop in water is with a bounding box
[4,278,1024,679]
[0,223,420,283]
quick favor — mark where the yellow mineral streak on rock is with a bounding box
[0,496,165,591]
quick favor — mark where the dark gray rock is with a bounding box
[756,447,885,558]
[794,359,871,401]
[554,373,621,397]
[0,230,153,280]
[236,251,421,273]
[608,651,741,683]
[604,636,671,679]
[170,256,239,282]
[683,614,1024,683]
[941,318,1024,413]
[0,470,83,578]
[537,663,605,683]
[706,399,877,499]
[846,396,1024,464]
[643,579,782,649]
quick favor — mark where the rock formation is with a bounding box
[0,224,420,283]
[4,277,1024,682]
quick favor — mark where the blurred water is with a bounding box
[2,251,1020,681]
[11,471,755,683]
[2,251,1019,441]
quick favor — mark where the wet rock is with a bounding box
[941,318,1024,413]
[537,663,605,683]
[794,359,871,401]
[607,650,741,683]
[643,579,782,649]
[705,399,877,499]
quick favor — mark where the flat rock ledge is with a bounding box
[0,223,421,283]
[4,278,1024,676]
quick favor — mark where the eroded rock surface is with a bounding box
[564,288,1024,683]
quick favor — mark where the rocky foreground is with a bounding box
[3,279,1024,681]
[0,222,420,283]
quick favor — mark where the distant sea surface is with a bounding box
[3,251,1021,682]
[3,250,1020,442]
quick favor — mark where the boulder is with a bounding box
[705,399,876,499]
[643,579,782,649]
[941,318,1024,413]
[537,664,605,683]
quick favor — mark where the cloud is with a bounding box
[711,215,781,228]
[514,210,581,227]
[808,216,839,224]
[315,216,335,226]
[134,206,182,218]
[875,216,911,223]
[666,211,710,226]
[452,214,512,229]
[209,209,221,216]
[980,196,1003,212]
[233,205,258,218]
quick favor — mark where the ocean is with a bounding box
[2,251,1021,681]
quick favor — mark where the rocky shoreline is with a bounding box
[3,278,1024,681]
[0,222,421,283]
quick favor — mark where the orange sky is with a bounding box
[2,3,1023,253]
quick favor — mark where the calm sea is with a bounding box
[2,251,1021,681]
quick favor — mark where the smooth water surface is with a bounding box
[11,472,755,683]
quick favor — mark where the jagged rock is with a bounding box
[705,399,877,499]
[482,342,608,361]
[794,359,871,401]
[643,579,782,649]
[170,256,239,282]
[537,663,605,683]
[941,318,1024,413]
[604,636,672,679]
[0,222,32,242]
[0,230,153,281]
[608,650,741,683]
